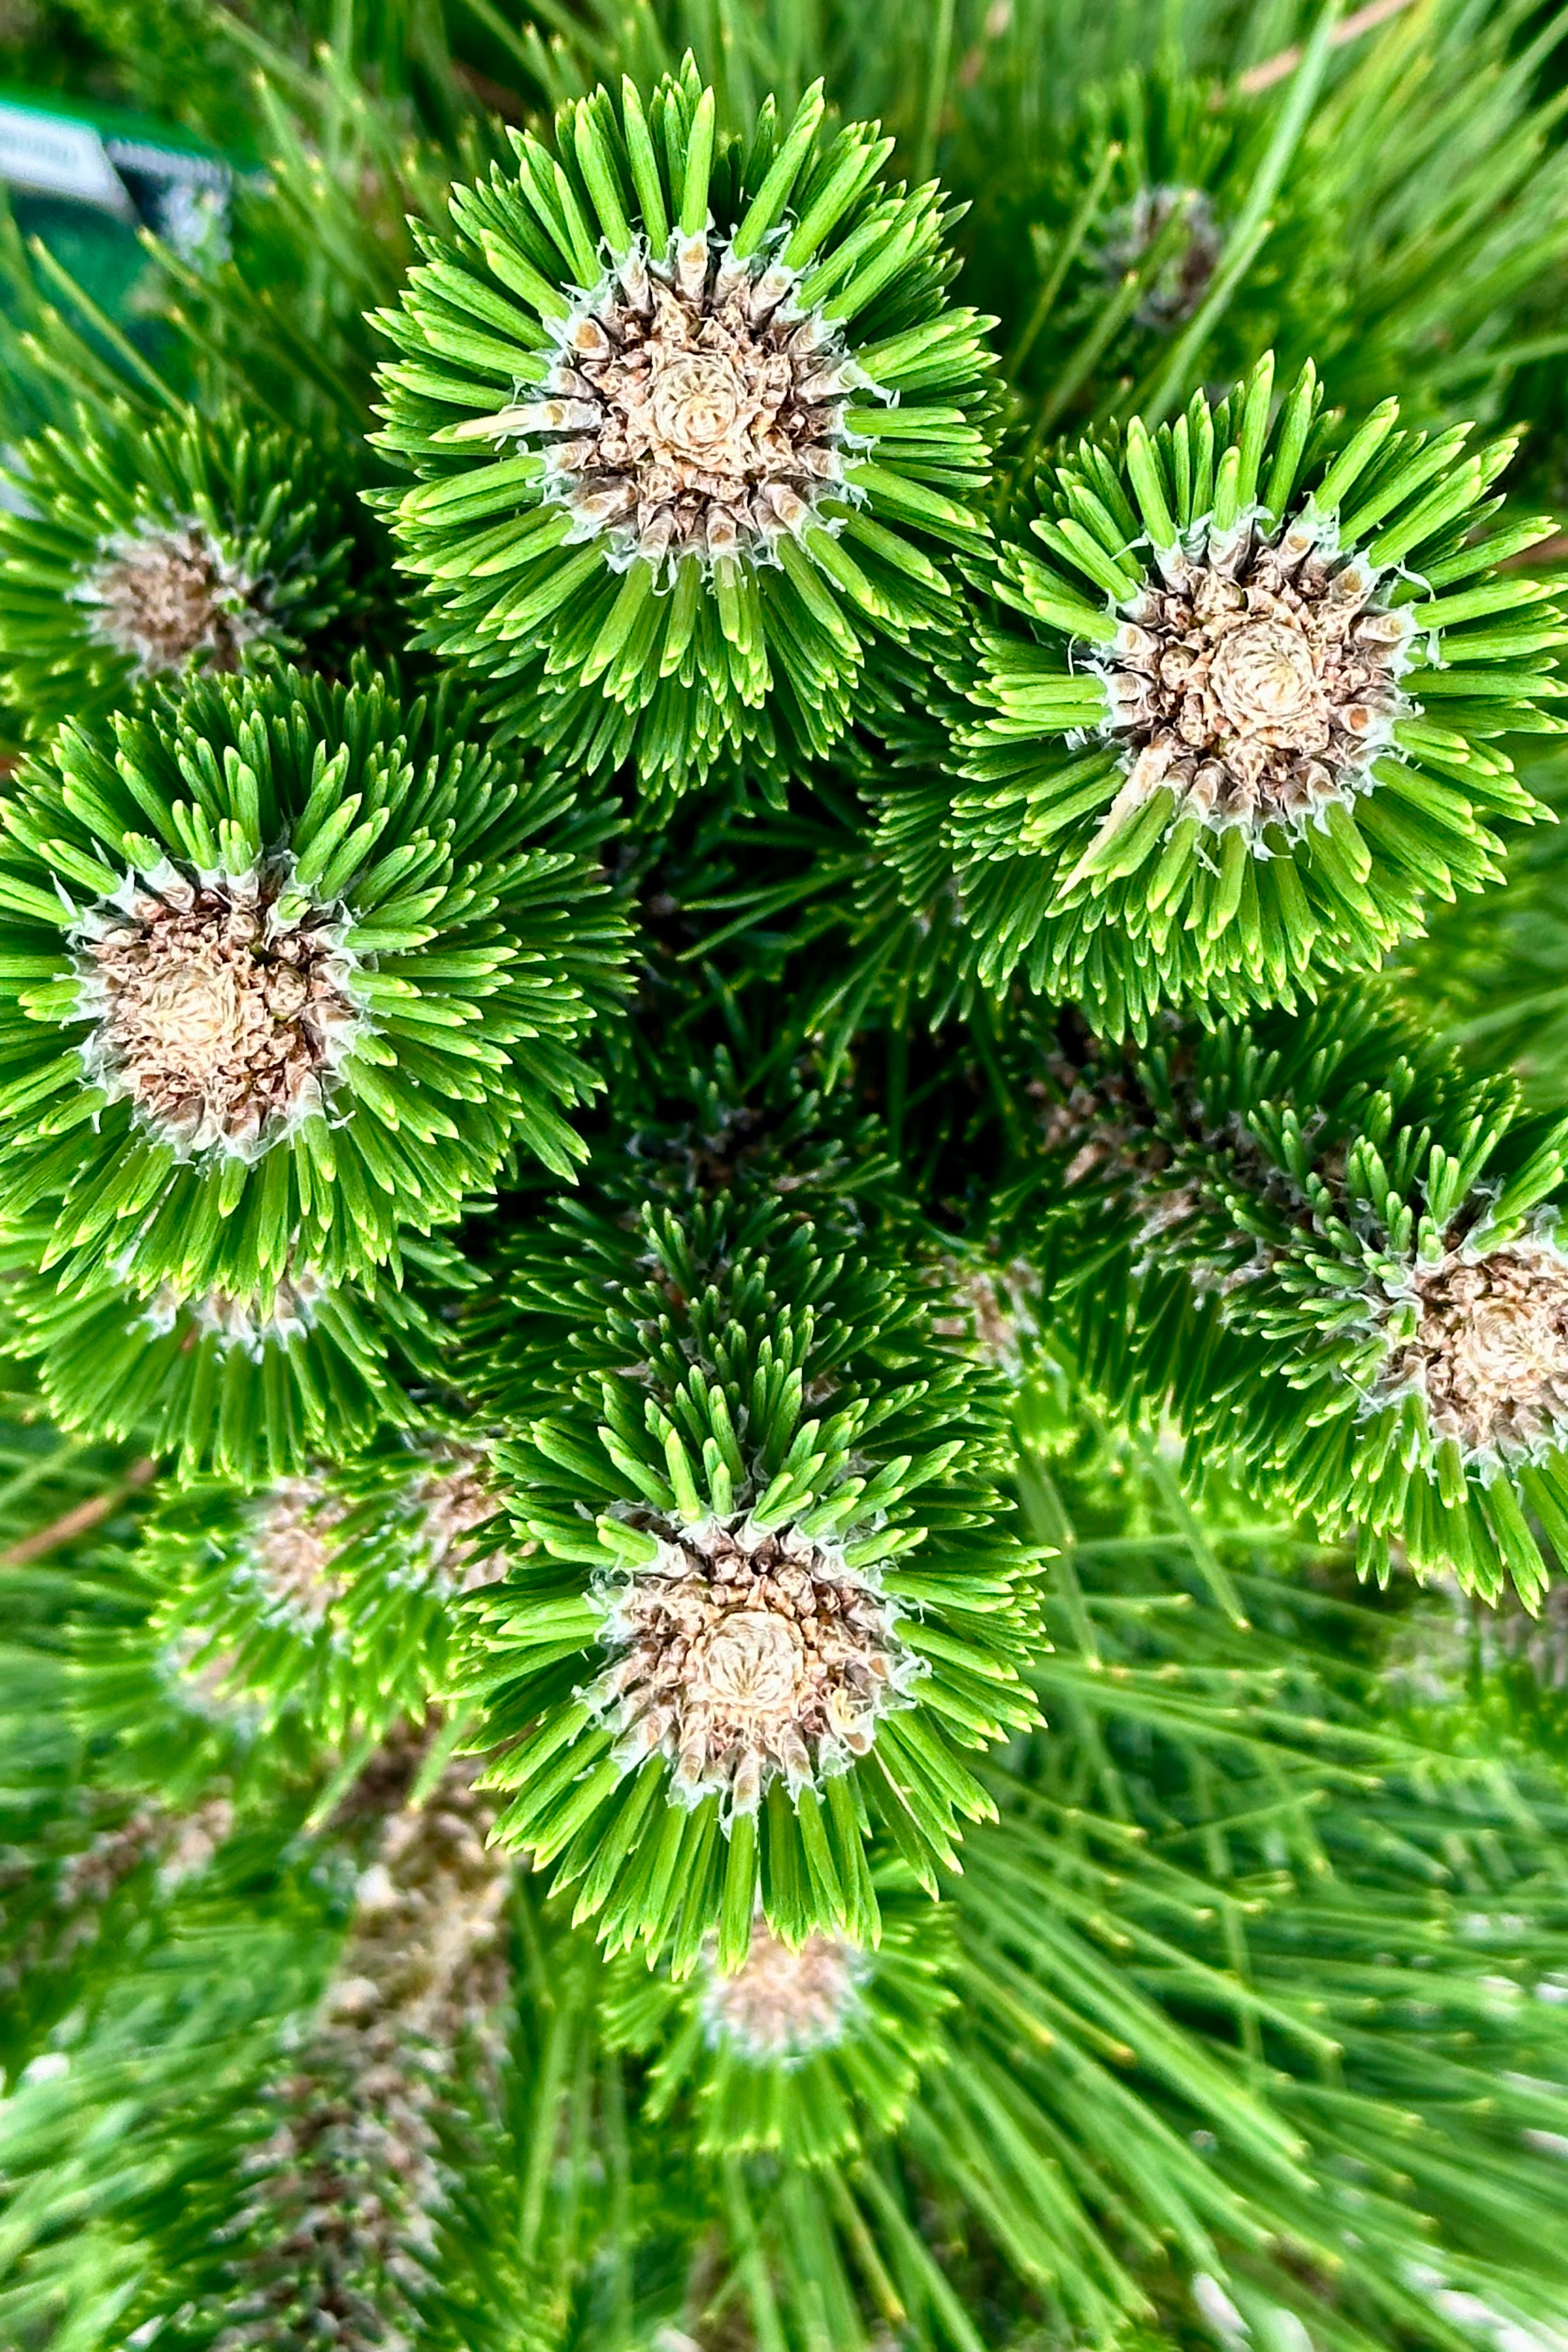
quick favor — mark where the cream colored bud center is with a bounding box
[694,1609,804,1713]
[1443,1283,1568,1411]
[1385,1238,1568,1461]
[73,864,360,1158]
[589,1515,922,1817]
[145,963,247,1069]
[703,1923,864,2061]
[650,350,744,456]
[1209,617,1322,740]
[460,232,864,569]
[250,1476,350,1629]
[83,522,267,677]
[1095,514,1413,833]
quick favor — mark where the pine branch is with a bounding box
[1237,0,1417,97]
[947,356,1563,1030]
[372,65,996,805]
[1,1455,158,1566]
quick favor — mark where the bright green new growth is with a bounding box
[606,1869,957,2164]
[968,2,1568,453]
[459,1185,1042,1965]
[9,1386,1568,2352]
[0,400,366,736]
[1008,988,1568,1601]
[755,1416,1568,2352]
[0,662,629,1298]
[0,1222,461,1483]
[1396,740,1568,1110]
[372,60,995,802]
[950,355,1564,1030]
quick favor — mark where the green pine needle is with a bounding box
[0,398,379,741]
[136,1429,510,1743]
[604,1865,957,2164]
[0,1220,463,1485]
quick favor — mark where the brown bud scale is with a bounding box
[80,520,270,674]
[1093,511,1415,839]
[72,859,362,1157]
[586,1513,925,1817]
[456,233,873,570]
[1381,1238,1568,1464]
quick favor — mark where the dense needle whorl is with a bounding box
[603,1870,958,2162]
[136,1429,514,1742]
[949,357,1562,1029]
[6,22,1568,2352]
[461,1165,1041,1958]
[0,400,366,738]
[372,65,995,796]
[0,662,628,1296]
[1015,996,1568,1598]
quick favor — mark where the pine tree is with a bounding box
[3,5,1568,2349]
